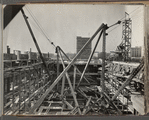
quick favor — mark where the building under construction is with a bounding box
[3,5,145,116]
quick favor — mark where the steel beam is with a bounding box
[77,30,103,87]
[56,47,60,77]
[21,9,51,77]
[20,80,52,114]
[58,48,81,114]
[101,27,107,92]
[59,47,90,84]
[73,66,76,90]
[96,86,122,115]
[28,23,105,114]
[56,47,60,90]
[61,75,65,96]
[77,88,95,104]
[63,100,74,110]
[111,60,144,101]
[82,96,92,115]
[103,91,122,115]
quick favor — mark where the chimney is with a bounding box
[7,46,10,54]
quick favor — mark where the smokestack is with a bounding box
[7,46,10,54]
[48,52,49,58]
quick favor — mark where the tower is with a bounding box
[117,12,132,62]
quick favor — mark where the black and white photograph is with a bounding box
[3,4,145,116]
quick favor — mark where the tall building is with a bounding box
[76,36,91,59]
[131,47,142,57]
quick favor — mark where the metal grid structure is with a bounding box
[117,12,132,62]
[4,62,55,115]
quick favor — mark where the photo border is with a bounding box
[1,1,149,120]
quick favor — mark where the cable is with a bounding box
[107,24,121,34]
[25,6,49,40]
[120,6,141,21]
[28,17,47,37]
[107,6,141,34]
[107,7,142,55]
[24,5,56,48]
[27,18,56,50]
[28,18,56,49]
[24,5,141,49]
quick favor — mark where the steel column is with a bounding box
[101,27,107,92]
[56,47,60,90]
[21,9,51,77]
[58,48,81,114]
[73,66,76,90]
[61,75,65,96]
[28,23,105,114]
[59,47,90,84]
[56,47,60,77]
[77,30,103,87]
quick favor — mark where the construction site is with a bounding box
[3,4,145,116]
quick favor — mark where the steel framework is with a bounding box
[117,12,132,62]
[4,7,145,115]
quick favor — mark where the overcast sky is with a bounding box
[3,4,144,54]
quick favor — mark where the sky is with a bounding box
[3,4,144,55]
